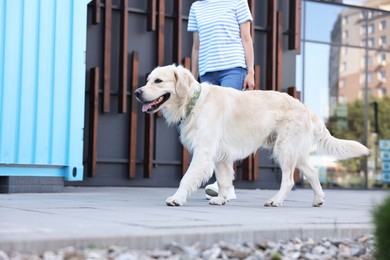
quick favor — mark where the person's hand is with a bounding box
[243,72,255,90]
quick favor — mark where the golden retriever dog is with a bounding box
[134,64,369,207]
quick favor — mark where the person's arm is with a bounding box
[191,32,200,80]
[240,21,255,90]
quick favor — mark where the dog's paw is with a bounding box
[264,199,282,207]
[209,197,227,206]
[166,196,185,206]
[312,197,324,207]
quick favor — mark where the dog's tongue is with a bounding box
[142,103,153,112]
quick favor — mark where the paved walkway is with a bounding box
[0,187,389,253]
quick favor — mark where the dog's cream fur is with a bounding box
[135,64,370,207]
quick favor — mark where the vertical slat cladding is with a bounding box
[147,0,156,31]
[242,0,256,181]
[144,0,165,178]
[15,0,25,162]
[288,0,301,54]
[183,57,191,68]
[48,0,58,164]
[242,157,253,181]
[51,0,72,165]
[157,0,165,65]
[287,86,301,184]
[65,0,88,180]
[287,86,301,100]
[30,0,65,165]
[16,0,38,163]
[173,0,182,64]
[276,11,283,92]
[118,0,128,113]
[0,1,5,161]
[34,0,56,164]
[252,65,261,181]
[103,0,112,113]
[181,57,191,176]
[248,0,255,43]
[129,51,139,178]
[255,65,260,90]
[0,1,22,163]
[0,0,86,177]
[93,0,101,25]
[295,0,301,54]
[88,67,99,177]
[243,65,261,181]
[266,0,277,91]
[31,0,40,163]
[296,91,301,100]
[144,114,154,178]
[65,0,75,165]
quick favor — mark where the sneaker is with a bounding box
[205,181,237,200]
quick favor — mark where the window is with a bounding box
[379,35,387,46]
[381,88,387,96]
[379,20,387,31]
[360,10,374,19]
[378,71,386,82]
[341,62,347,72]
[368,73,373,84]
[342,16,348,25]
[369,38,375,47]
[378,53,386,65]
[361,38,375,47]
[338,96,347,104]
[343,30,349,40]
[368,24,375,34]
[360,25,365,36]
[299,1,390,189]
[360,72,373,84]
[339,79,345,89]
[362,56,373,68]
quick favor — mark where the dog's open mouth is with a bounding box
[142,93,171,113]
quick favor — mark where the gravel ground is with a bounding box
[0,234,375,260]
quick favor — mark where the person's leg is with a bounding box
[205,67,246,199]
[203,68,245,200]
[200,71,220,85]
[219,67,246,90]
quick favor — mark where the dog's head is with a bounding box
[134,64,197,123]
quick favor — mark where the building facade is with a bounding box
[329,1,390,115]
[2,0,388,192]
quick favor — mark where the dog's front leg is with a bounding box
[209,160,235,206]
[166,150,214,206]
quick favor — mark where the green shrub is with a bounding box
[374,195,390,260]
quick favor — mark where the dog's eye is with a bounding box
[154,78,163,84]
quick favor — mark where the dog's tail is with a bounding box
[312,113,370,160]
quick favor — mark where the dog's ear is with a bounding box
[173,66,191,97]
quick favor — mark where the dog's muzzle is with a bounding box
[134,88,171,113]
[134,88,144,102]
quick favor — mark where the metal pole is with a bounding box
[364,10,369,189]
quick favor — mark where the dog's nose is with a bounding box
[134,88,143,99]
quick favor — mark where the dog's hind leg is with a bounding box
[166,150,214,206]
[297,160,325,207]
[264,146,296,207]
[264,162,295,207]
[209,160,235,205]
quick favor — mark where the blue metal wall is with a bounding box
[0,0,90,180]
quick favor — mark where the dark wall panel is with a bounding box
[76,0,299,189]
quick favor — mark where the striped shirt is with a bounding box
[188,0,253,76]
